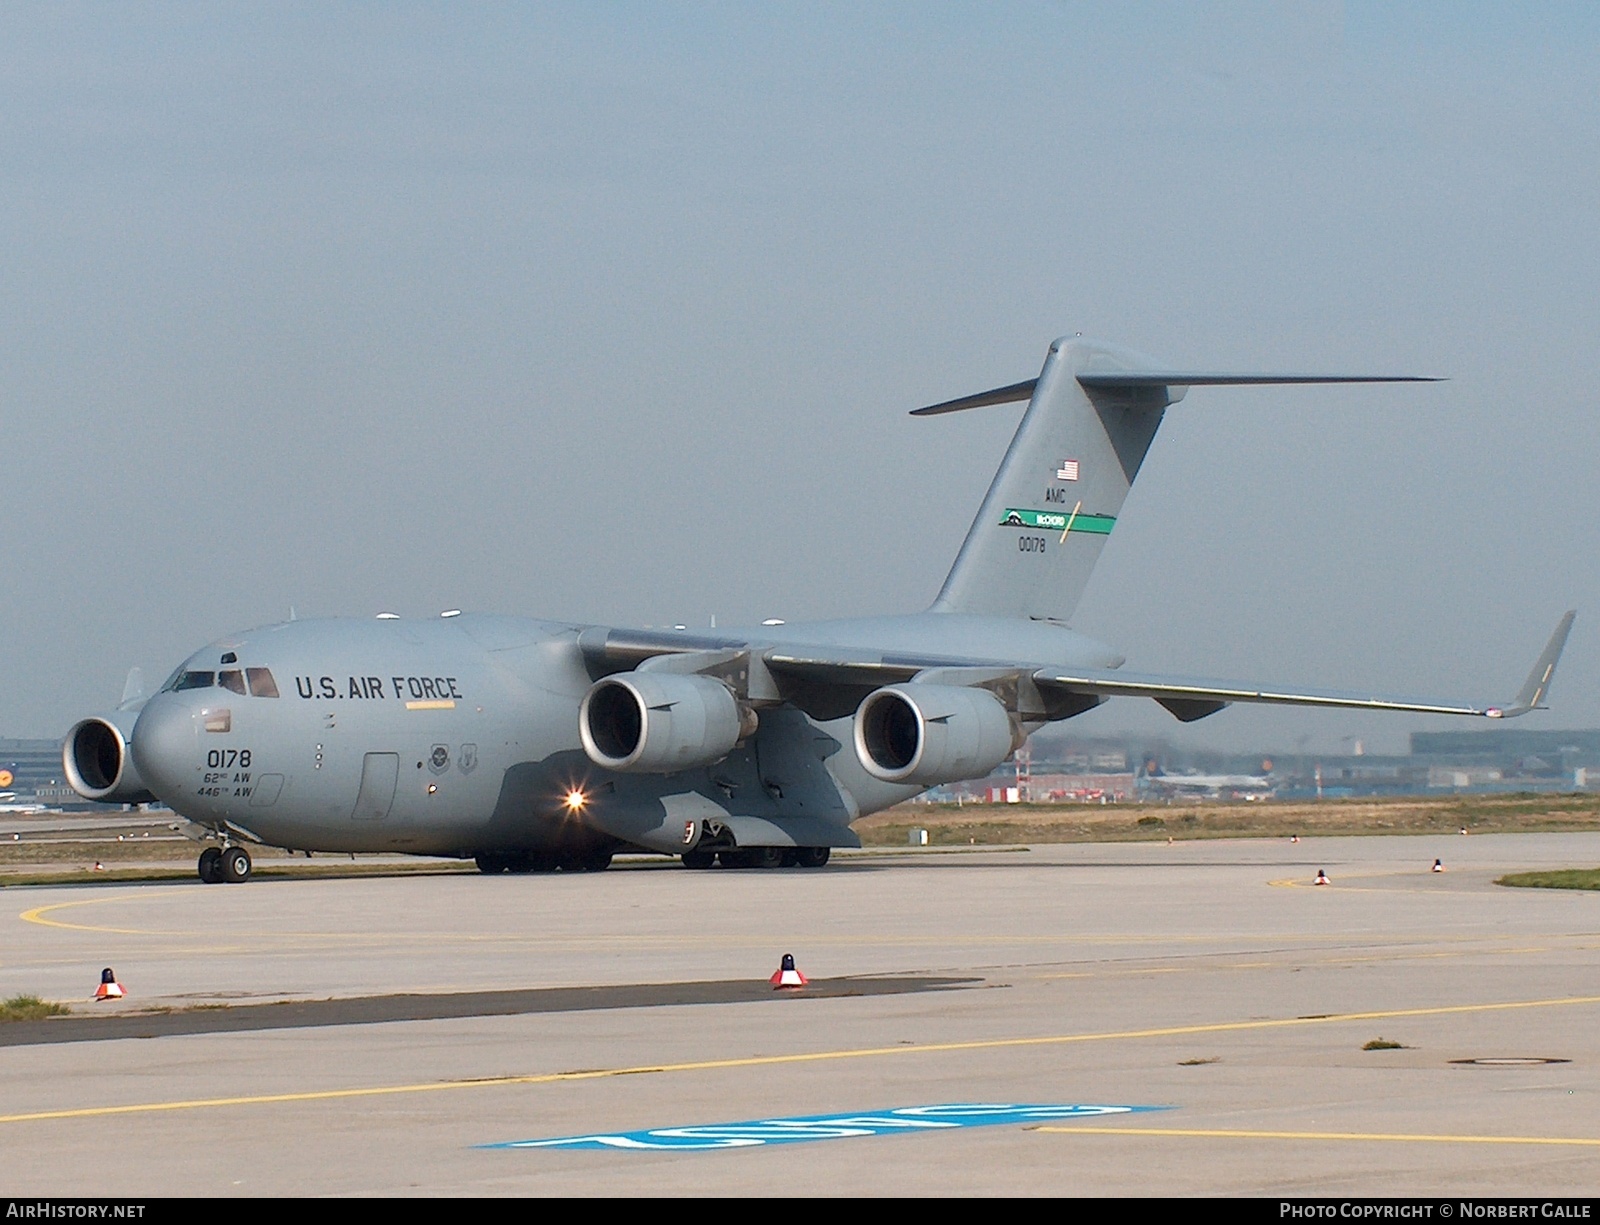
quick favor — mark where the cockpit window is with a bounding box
[160,665,279,697]
[246,668,280,698]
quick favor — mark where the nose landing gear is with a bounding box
[198,844,252,884]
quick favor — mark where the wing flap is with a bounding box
[763,654,923,686]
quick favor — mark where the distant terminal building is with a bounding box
[950,728,1600,803]
[0,737,130,810]
[0,738,66,798]
[1404,729,1600,792]
[1410,729,1600,769]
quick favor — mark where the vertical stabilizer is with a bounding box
[928,337,1169,621]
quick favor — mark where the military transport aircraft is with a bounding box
[62,337,1574,882]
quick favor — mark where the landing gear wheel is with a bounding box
[220,845,252,883]
[560,850,613,873]
[720,847,783,869]
[198,846,224,884]
[681,850,716,869]
[795,846,831,868]
[475,853,508,874]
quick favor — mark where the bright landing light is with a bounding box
[565,790,587,812]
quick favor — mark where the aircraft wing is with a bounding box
[589,612,1574,727]
[1032,609,1574,723]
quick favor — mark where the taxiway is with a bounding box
[3,833,1599,1196]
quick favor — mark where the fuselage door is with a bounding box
[249,774,285,808]
[351,752,399,821]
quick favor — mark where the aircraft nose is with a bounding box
[131,693,197,799]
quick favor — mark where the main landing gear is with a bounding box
[198,844,252,884]
[475,850,614,874]
[682,846,831,870]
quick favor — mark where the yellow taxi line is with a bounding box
[4,992,1599,1126]
[1037,1125,1600,1148]
[1037,943,1558,980]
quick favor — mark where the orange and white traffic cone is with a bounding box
[94,968,124,1000]
[770,953,807,989]
[1313,869,1330,886]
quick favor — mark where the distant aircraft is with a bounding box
[1140,767,1276,800]
[61,337,1574,882]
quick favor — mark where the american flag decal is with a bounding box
[1056,459,1080,481]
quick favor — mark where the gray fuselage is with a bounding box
[127,611,1122,859]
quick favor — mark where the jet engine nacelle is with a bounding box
[854,683,1015,786]
[579,672,748,773]
[63,712,156,804]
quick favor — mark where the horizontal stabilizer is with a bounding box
[1075,373,1441,389]
[910,379,1038,417]
[912,372,1440,417]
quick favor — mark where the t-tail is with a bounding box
[920,335,1437,621]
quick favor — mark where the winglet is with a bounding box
[1490,611,1576,718]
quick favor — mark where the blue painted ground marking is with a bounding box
[482,1102,1168,1151]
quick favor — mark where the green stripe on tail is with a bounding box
[999,508,1115,535]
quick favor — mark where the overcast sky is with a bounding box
[3,3,1597,754]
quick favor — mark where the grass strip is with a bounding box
[860,792,1600,846]
[1496,869,1600,891]
[0,995,70,1023]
